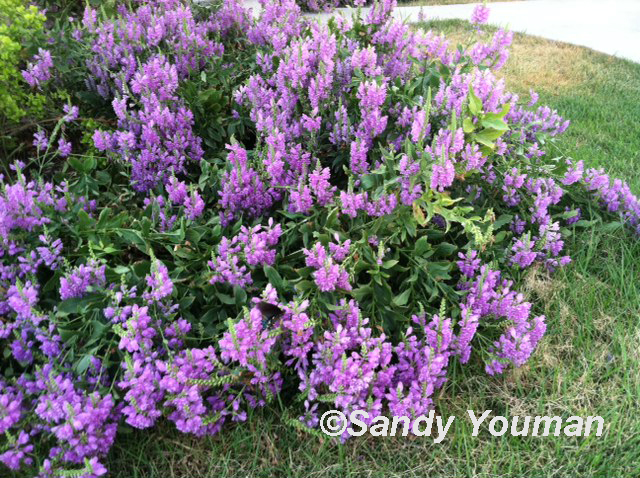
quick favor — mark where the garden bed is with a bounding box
[1,1,638,477]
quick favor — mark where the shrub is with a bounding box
[0,0,47,122]
[1,0,639,475]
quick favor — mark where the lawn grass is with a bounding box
[105,21,640,478]
[422,19,640,189]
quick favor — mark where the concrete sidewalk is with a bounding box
[242,0,640,63]
[389,0,640,64]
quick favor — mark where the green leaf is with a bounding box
[434,242,457,257]
[493,214,514,229]
[264,265,285,289]
[132,260,150,279]
[462,117,475,133]
[360,173,378,190]
[480,116,509,131]
[426,261,452,280]
[68,156,97,173]
[382,259,399,269]
[295,280,315,293]
[87,320,109,346]
[112,265,130,275]
[116,229,148,251]
[497,102,511,118]
[479,144,494,156]
[217,292,235,305]
[373,282,393,304]
[475,128,506,142]
[494,230,507,243]
[233,287,247,305]
[77,209,95,230]
[414,236,431,256]
[57,294,101,316]
[468,85,483,116]
[58,328,78,343]
[413,203,427,226]
[472,127,508,149]
[96,207,112,228]
[600,221,623,233]
[179,295,195,310]
[573,219,598,228]
[392,288,411,307]
[352,284,373,301]
[74,355,94,375]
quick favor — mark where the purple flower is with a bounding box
[471,4,490,25]
[0,431,33,470]
[143,260,173,302]
[118,358,163,429]
[58,137,72,157]
[562,160,584,185]
[165,178,205,220]
[457,250,481,278]
[209,220,282,288]
[502,168,527,206]
[350,140,370,176]
[63,104,80,122]
[118,304,155,353]
[7,281,39,319]
[22,49,53,89]
[60,260,106,300]
[565,207,581,226]
[431,160,455,191]
[219,144,275,224]
[410,109,428,143]
[0,387,23,434]
[33,130,48,150]
[398,154,422,205]
[511,236,537,269]
[304,242,351,292]
[458,264,546,373]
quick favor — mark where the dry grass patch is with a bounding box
[504,35,595,94]
[418,21,598,95]
[522,266,563,302]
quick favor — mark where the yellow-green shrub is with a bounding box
[0,0,45,121]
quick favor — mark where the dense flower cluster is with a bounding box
[59,259,107,300]
[471,4,490,26]
[209,220,282,287]
[92,53,204,191]
[218,143,277,224]
[457,263,546,375]
[298,301,454,435]
[304,241,352,291]
[582,168,640,234]
[85,0,221,191]
[1,0,639,476]
[21,48,53,89]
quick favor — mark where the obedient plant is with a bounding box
[1,0,640,475]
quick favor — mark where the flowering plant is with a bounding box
[1,0,638,476]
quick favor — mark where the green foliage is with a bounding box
[107,23,640,478]
[2,4,639,477]
[0,0,46,121]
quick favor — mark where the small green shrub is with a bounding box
[0,0,46,122]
